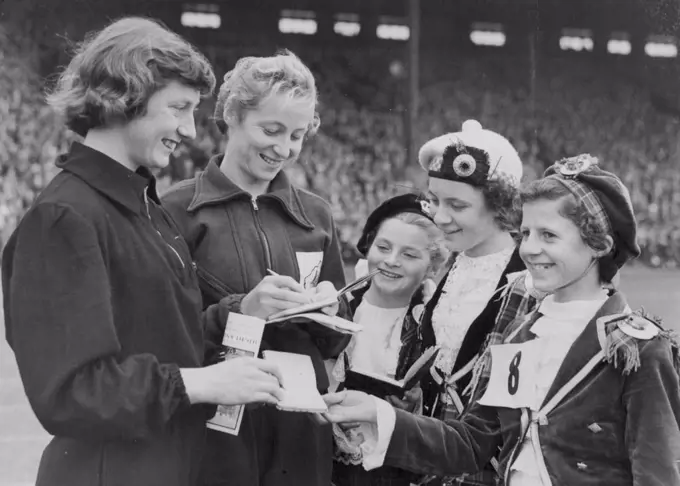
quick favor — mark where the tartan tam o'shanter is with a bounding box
[543,154,641,273]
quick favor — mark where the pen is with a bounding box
[267,268,314,301]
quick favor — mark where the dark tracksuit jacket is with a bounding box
[2,143,232,486]
[162,156,350,486]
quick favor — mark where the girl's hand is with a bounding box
[322,390,378,424]
[386,386,423,413]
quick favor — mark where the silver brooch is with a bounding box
[452,154,476,178]
[419,199,431,215]
[556,154,598,178]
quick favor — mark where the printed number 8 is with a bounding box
[507,351,522,395]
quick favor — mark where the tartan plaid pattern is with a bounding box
[421,273,539,486]
[465,271,539,401]
[551,176,613,237]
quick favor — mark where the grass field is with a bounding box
[1,265,679,486]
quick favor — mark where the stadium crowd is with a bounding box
[2,42,679,267]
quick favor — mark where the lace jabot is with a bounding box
[431,246,514,374]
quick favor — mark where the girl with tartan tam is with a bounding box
[321,155,680,486]
[330,193,448,486]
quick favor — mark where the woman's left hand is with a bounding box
[312,281,339,316]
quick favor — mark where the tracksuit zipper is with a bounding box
[192,262,234,298]
[144,189,185,269]
[251,195,273,270]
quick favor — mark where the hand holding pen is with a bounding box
[240,269,313,319]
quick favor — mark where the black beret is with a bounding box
[356,193,434,256]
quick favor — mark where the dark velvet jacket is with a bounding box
[421,249,526,416]
[384,291,680,486]
[161,156,349,486]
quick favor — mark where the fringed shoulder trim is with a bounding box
[597,308,672,375]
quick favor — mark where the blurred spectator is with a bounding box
[2,43,679,268]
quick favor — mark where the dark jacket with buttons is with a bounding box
[2,143,231,486]
[161,156,349,486]
[383,290,680,486]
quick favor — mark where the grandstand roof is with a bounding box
[150,0,679,37]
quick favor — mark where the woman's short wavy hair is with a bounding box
[213,49,320,137]
[47,17,216,137]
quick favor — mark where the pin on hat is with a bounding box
[418,120,523,188]
[356,193,434,256]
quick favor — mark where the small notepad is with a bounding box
[266,268,380,322]
[344,346,440,398]
[267,312,363,334]
[263,351,328,413]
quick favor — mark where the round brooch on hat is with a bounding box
[556,154,598,178]
[452,154,476,178]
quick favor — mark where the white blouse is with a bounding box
[431,246,514,373]
[333,300,409,381]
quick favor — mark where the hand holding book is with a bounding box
[343,346,440,399]
[385,386,423,413]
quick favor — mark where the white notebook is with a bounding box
[267,312,363,334]
[263,351,328,413]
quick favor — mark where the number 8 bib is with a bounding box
[477,340,543,410]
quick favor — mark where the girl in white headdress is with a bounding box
[416,120,528,485]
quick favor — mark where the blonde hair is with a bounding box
[47,17,216,136]
[387,212,449,278]
[213,49,320,136]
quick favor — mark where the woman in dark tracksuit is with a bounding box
[2,18,284,486]
[162,50,350,486]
